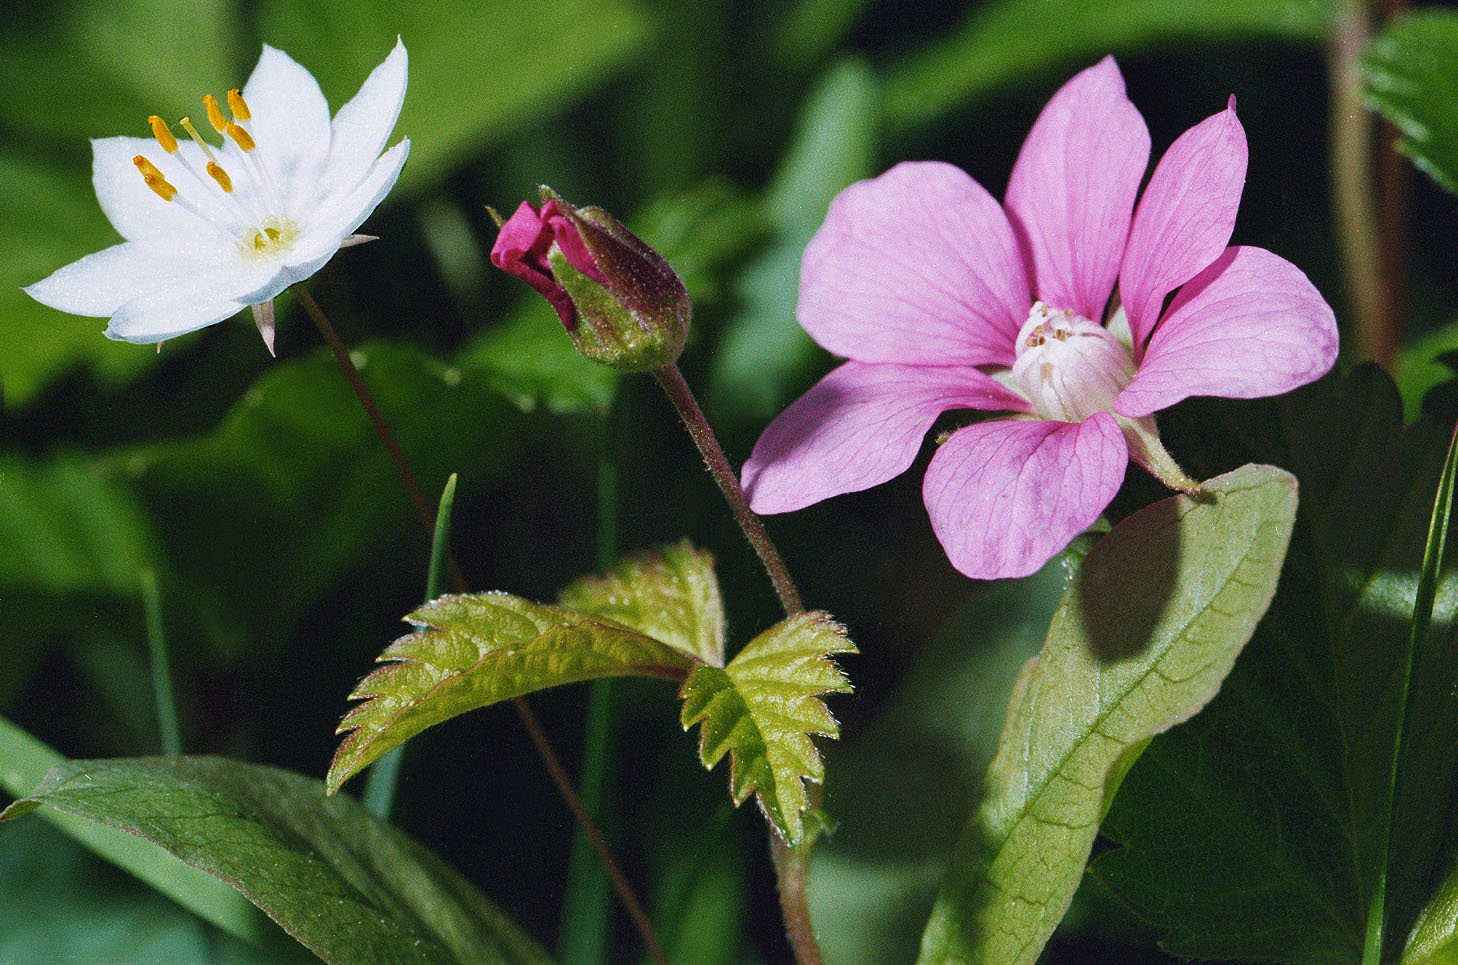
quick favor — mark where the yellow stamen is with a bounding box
[227,88,251,122]
[148,116,178,154]
[177,117,220,164]
[133,155,177,201]
[225,121,256,152]
[202,94,227,133]
[206,161,233,193]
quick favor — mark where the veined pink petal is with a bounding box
[798,161,1029,367]
[924,413,1126,579]
[1115,246,1338,418]
[1005,57,1150,322]
[1122,96,1247,354]
[743,361,1030,514]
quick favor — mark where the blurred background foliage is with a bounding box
[2,0,1455,962]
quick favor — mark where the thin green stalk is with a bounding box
[1363,419,1458,964]
[559,403,622,965]
[364,474,459,821]
[140,569,182,756]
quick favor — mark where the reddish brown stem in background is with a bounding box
[295,283,668,965]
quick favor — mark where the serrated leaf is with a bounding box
[1090,367,1458,963]
[1362,10,1458,195]
[918,464,1298,965]
[883,0,1338,131]
[1,757,550,965]
[680,612,855,846]
[560,540,725,667]
[330,593,696,793]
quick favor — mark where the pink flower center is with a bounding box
[1010,302,1135,423]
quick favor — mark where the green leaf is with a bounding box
[883,0,1339,131]
[559,540,726,667]
[257,0,651,194]
[680,612,855,846]
[457,302,620,416]
[918,464,1298,965]
[1405,869,1458,964]
[329,593,696,793]
[1091,367,1458,963]
[2,756,550,964]
[707,57,878,429]
[1363,9,1458,195]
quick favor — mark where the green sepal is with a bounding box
[328,592,697,794]
[680,611,856,846]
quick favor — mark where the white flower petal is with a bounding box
[242,45,331,213]
[25,242,193,316]
[92,137,234,251]
[322,39,407,194]
[105,259,280,343]
[288,138,410,268]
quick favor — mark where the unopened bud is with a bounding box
[490,189,690,371]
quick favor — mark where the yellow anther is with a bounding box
[206,161,234,193]
[177,116,220,164]
[147,116,178,153]
[225,121,256,152]
[203,94,227,133]
[227,88,251,122]
[133,155,177,201]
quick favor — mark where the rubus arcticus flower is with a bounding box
[24,40,410,355]
[741,57,1337,580]
[490,191,690,370]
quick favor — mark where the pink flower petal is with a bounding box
[1121,96,1247,354]
[1005,57,1150,322]
[743,361,1030,514]
[924,413,1126,579]
[798,161,1029,367]
[1115,246,1338,418]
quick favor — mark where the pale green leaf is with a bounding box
[560,540,725,667]
[1362,10,1458,195]
[2,756,550,964]
[680,612,856,846]
[329,593,696,793]
[918,464,1299,965]
[1405,869,1458,964]
[883,0,1339,131]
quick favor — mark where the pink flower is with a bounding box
[491,199,608,330]
[741,57,1337,580]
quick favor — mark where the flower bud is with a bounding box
[490,189,690,371]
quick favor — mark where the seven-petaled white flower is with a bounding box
[25,39,410,354]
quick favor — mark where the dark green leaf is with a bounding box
[883,0,1339,131]
[329,593,696,793]
[2,756,550,964]
[919,465,1297,965]
[560,540,725,667]
[1363,10,1458,195]
[1091,367,1458,963]
[680,612,855,846]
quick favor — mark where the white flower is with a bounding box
[25,39,410,354]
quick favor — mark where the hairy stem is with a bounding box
[651,362,824,964]
[295,283,667,965]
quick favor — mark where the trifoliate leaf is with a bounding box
[2,757,550,965]
[680,611,855,846]
[560,540,725,666]
[328,593,696,794]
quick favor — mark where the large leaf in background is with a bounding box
[882,0,1339,131]
[810,563,1068,964]
[707,57,878,429]
[1363,9,1458,195]
[329,593,697,793]
[1091,367,1458,963]
[456,302,619,416]
[129,341,530,654]
[918,465,1297,964]
[681,612,855,846]
[560,541,726,667]
[2,757,551,965]
[257,0,650,193]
